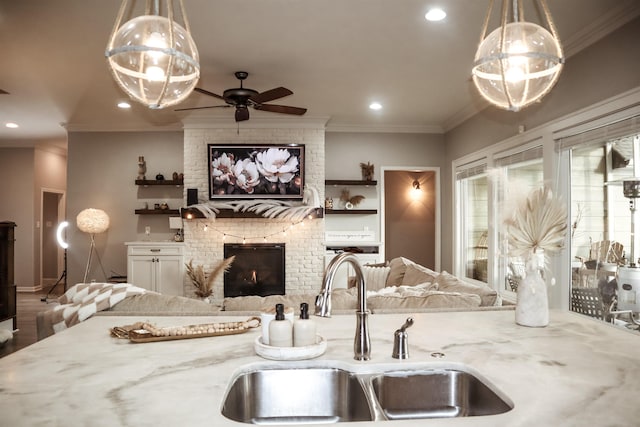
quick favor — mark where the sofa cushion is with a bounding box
[435,271,498,306]
[108,293,220,314]
[385,257,415,286]
[401,263,439,287]
[368,291,481,310]
[222,290,359,312]
[223,294,314,312]
[362,265,391,291]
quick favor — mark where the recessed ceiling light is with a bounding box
[425,8,446,22]
[117,101,132,109]
[369,102,383,111]
[5,122,18,128]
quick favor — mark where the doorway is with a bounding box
[381,168,440,270]
[41,190,65,290]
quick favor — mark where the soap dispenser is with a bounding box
[268,303,293,347]
[293,302,317,347]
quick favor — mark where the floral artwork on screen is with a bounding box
[208,144,305,199]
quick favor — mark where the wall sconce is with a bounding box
[410,179,422,200]
[105,0,200,109]
[471,0,564,112]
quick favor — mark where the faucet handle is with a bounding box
[399,317,414,332]
[392,317,413,359]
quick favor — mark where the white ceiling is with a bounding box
[1,0,639,146]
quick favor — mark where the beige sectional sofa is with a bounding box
[37,257,506,340]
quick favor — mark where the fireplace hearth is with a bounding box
[223,243,285,297]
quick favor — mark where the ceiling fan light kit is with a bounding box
[105,0,200,109]
[177,71,307,122]
[472,0,564,112]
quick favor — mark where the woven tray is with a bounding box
[111,317,260,343]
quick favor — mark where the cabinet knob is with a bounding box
[150,249,161,253]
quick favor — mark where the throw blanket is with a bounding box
[43,283,147,334]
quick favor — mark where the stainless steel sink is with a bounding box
[370,369,513,420]
[222,365,513,424]
[221,367,373,424]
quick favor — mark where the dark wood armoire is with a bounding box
[0,222,16,330]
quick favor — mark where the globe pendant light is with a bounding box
[472,0,564,112]
[105,0,200,109]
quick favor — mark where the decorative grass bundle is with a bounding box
[504,186,568,259]
[186,256,235,298]
[340,189,365,207]
[360,161,374,181]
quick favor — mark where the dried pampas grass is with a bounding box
[505,186,568,258]
[186,256,235,298]
[340,189,365,206]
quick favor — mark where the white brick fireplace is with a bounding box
[181,119,327,305]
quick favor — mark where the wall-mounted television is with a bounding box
[208,144,305,200]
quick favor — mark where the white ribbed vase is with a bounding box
[515,249,549,327]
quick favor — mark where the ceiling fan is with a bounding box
[176,71,307,122]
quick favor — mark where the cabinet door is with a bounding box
[155,256,184,296]
[128,256,156,291]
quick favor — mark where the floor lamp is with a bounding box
[41,221,69,302]
[77,208,110,283]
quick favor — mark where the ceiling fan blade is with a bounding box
[174,105,230,112]
[254,104,307,116]
[194,87,226,100]
[250,87,293,104]
[235,106,250,122]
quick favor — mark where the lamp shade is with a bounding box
[77,209,110,234]
[105,1,200,109]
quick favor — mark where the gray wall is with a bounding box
[66,131,183,286]
[325,132,444,263]
[325,132,445,179]
[0,148,35,288]
[441,16,640,272]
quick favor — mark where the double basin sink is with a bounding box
[222,362,513,424]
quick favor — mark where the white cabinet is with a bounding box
[126,242,184,295]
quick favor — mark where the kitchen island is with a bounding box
[1,309,639,426]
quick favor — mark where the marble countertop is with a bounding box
[1,310,639,426]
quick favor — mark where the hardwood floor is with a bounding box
[0,286,63,358]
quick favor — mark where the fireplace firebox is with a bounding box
[223,243,285,297]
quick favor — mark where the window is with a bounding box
[455,162,488,283]
[557,112,640,322]
[454,146,543,297]
[494,147,544,295]
[569,136,636,287]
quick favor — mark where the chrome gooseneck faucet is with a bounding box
[315,252,371,361]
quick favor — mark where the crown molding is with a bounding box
[325,123,443,134]
[65,123,183,132]
[562,2,640,58]
[182,115,330,129]
[442,100,489,133]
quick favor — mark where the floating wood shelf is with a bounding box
[135,209,180,215]
[325,209,377,215]
[135,179,183,186]
[325,180,377,186]
[182,207,324,219]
